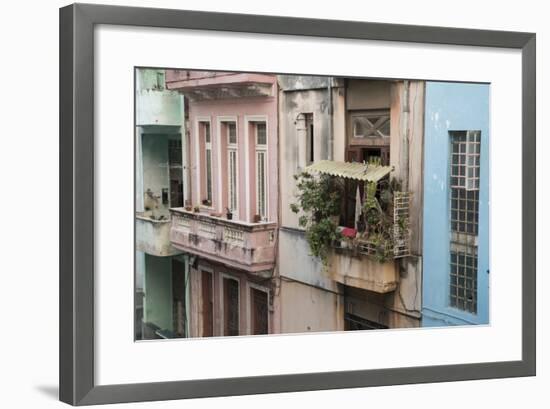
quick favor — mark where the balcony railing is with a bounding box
[327,246,398,293]
[136,214,182,257]
[170,209,277,273]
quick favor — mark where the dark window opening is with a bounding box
[344,313,388,331]
[201,271,213,337]
[305,113,314,165]
[171,259,187,338]
[250,288,268,335]
[223,277,240,336]
[168,138,184,207]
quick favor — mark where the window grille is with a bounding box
[228,122,237,145]
[352,110,390,139]
[450,247,478,313]
[256,123,267,146]
[448,131,481,314]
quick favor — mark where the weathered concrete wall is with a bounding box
[279,85,331,229]
[385,81,425,325]
[139,132,183,218]
[278,228,339,291]
[346,79,391,111]
[279,279,344,334]
[136,217,180,257]
[422,82,489,327]
[136,69,184,127]
[328,250,398,293]
[278,75,331,91]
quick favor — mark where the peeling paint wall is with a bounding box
[422,82,490,326]
[279,83,331,229]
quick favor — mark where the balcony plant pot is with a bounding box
[253,214,262,223]
[193,206,200,213]
[226,207,233,220]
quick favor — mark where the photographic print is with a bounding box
[134,68,489,340]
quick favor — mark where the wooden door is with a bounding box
[250,288,268,335]
[201,271,213,337]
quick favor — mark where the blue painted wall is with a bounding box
[422,82,489,326]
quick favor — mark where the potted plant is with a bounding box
[184,200,192,212]
[226,207,233,220]
[253,214,262,223]
[202,198,212,207]
[193,205,200,213]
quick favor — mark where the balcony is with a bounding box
[136,89,183,127]
[165,70,275,101]
[170,209,277,272]
[136,214,182,257]
[327,244,398,293]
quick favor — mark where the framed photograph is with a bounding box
[59,3,536,405]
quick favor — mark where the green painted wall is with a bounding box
[144,254,173,331]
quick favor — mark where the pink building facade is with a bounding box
[166,71,279,337]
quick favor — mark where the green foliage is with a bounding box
[291,172,342,264]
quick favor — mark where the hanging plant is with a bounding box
[290,172,343,265]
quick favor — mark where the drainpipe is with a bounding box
[402,80,410,190]
[327,77,334,161]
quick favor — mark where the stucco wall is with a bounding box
[279,279,344,334]
[187,94,278,223]
[422,82,490,326]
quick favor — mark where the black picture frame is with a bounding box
[59,3,536,406]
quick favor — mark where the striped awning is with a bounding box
[304,160,393,182]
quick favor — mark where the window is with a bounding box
[200,122,213,204]
[201,271,213,337]
[250,288,268,335]
[352,110,390,139]
[227,123,238,212]
[155,71,165,90]
[450,249,478,313]
[305,113,314,165]
[449,131,481,314]
[255,123,267,220]
[168,138,184,207]
[450,130,480,191]
[223,277,240,336]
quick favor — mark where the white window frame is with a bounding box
[195,117,213,209]
[255,122,268,221]
[219,272,241,336]
[246,281,270,335]
[217,116,239,215]
[244,115,269,222]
